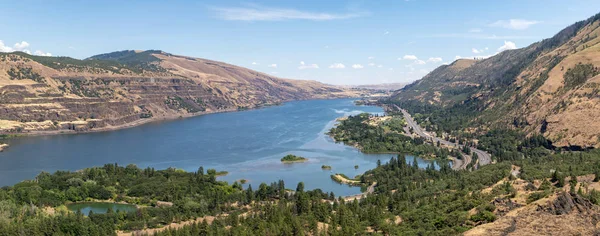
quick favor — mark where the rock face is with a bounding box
[0,50,361,134]
[392,12,600,148]
[465,192,600,236]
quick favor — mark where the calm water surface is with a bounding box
[0,99,438,195]
[66,202,137,216]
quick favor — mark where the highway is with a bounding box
[392,105,492,168]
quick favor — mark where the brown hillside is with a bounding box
[392,13,600,148]
[0,50,361,134]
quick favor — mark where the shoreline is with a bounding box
[0,143,8,152]
[0,97,360,138]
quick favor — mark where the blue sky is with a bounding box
[1,0,599,85]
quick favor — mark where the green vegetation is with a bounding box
[207,169,228,176]
[2,52,133,74]
[0,164,246,235]
[280,154,308,163]
[563,62,599,89]
[354,165,359,169]
[321,165,332,170]
[6,66,44,83]
[329,113,451,159]
[165,96,204,113]
[2,148,600,235]
[86,50,168,73]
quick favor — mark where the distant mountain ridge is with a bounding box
[0,50,361,134]
[391,12,600,148]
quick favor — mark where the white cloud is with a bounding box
[469,28,482,33]
[251,62,258,65]
[368,56,375,60]
[351,64,364,69]
[329,63,345,69]
[472,47,491,54]
[401,55,418,60]
[388,68,394,71]
[34,50,52,56]
[489,19,540,30]
[498,41,517,52]
[298,61,319,69]
[414,60,426,65]
[268,64,277,68]
[0,40,13,52]
[427,57,443,63]
[368,63,375,66]
[212,6,367,21]
[377,65,383,68]
[0,40,50,56]
[13,41,29,50]
[384,31,390,35]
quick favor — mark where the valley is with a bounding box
[2,3,600,236]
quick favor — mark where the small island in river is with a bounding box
[280,154,308,163]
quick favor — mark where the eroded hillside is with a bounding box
[0,50,361,134]
[392,13,600,149]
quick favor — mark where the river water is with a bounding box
[0,99,437,196]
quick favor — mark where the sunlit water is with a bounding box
[0,99,439,196]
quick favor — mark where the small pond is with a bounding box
[67,202,137,216]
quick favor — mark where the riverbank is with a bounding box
[0,97,360,138]
[0,143,7,152]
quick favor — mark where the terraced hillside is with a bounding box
[0,50,361,134]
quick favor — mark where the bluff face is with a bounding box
[0,50,360,133]
[392,13,600,149]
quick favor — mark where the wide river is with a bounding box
[0,98,438,196]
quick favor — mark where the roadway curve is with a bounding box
[392,105,492,168]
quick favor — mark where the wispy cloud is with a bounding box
[489,19,541,30]
[329,63,345,69]
[298,61,319,70]
[401,55,418,60]
[268,64,277,68]
[351,64,364,69]
[424,33,536,40]
[471,47,488,54]
[34,50,52,56]
[427,57,443,63]
[497,41,516,52]
[212,5,367,21]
